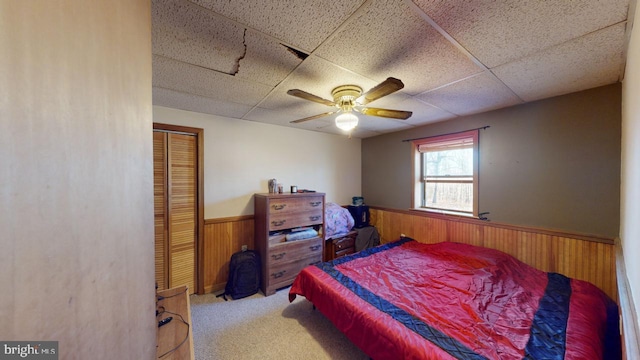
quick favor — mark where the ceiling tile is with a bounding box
[153,87,253,118]
[492,24,626,102]
[244,106,335,129]
[189,0,366,51]
[152,0,245,74]
[152,55,274,106]
[412,0,629,68]
[314,0,483,95]
[417,72,523,115]
[153,0,303,87]
[355,114,415,132]
[237,31,305,86]
[392,97,457,126]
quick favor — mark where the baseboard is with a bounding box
[204,283,225,294]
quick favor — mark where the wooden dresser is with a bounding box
[254,192,325,296]
[325,230,358,261]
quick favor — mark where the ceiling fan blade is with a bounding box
[358,107,412,120]
[356,77,405,105]
[287,89,335,107]
[290,111,336,124]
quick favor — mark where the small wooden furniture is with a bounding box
[254,192,325,296]
[325,230,358,261]
[156,285,194,360]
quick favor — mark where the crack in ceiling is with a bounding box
[230,28,248,76]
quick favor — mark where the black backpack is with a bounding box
[218,249,261,300]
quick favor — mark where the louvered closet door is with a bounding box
[153,131,197,295]
[167,133,197,294]
[153,132,168,291]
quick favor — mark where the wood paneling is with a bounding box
[203,216,255,293]
[371,207,618,301]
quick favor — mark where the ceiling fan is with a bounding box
[287,77,412,132]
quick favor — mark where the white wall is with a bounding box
[0,1,156,358]
[621,0,640,343]
[153,106,362,218]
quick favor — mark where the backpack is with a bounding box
[218,249,261,300]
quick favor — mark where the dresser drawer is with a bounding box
[268,252,323,287]
[269,237,323,266]
[333,236,355,251]
[335,248,355,258]
[268,196,324,215]
[268,209,323,231]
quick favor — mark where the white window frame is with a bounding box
[412,130,479,217]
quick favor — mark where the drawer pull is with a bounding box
[271,270,286,279]
[271,252,286,261]
[272,204,287,211]
[271,220,286,227]
[309,215,321,221]
[309,201,322,207]
[309,244,321,252]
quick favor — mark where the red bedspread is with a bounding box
[289,239,620,360]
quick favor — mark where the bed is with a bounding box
[289,237,621,359]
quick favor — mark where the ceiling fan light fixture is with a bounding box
[335,112,359,131]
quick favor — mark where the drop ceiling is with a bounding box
[152,0,631,138]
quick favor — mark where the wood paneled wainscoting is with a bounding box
[203,215,255,294]
[201,208,617,301]
[370,207,618,301]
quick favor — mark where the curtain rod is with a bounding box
[401,126,490,142]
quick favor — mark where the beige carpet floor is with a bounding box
[190,287,370,360]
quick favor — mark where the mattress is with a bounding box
[289,238,621,360]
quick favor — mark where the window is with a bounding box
[412,130,479,217]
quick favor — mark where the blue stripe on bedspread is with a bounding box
[524,272,571,360]
[317,238,488,360]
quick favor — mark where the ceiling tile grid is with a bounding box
[189,0,367,51]
[313,0,484,95]
[152,0,246,73]
[492,23,626,102]
[417,72,523,116]
[152,55,274,106]
[412,0,629,68]
[151,0,630,138]
[153,87,254,119]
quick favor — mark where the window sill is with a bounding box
[410,208,476,219]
